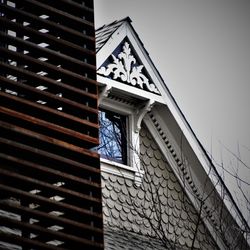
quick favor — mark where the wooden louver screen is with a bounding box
[0,0,103,249]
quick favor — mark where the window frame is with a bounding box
[98,108,129,165]
[98,97,144,186]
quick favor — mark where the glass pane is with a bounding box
[98,109,127,164]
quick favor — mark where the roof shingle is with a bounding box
[95,17,131,52]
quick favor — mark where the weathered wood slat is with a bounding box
[0,153,100,190]
[0,184,101,223]
[38,0,94,14]
[0,179,99,228]
[0,0,103,248]
[0,3,95,46]
[0,91,98,133]
[0,232,66,250]
[0,64,98,100]
[20,0,94,28]
[0,202,102,248]
[0,138,100,175]
[0,69,97,115]
[0,18,95,58]
[0,78,96,116]
[0,120,99,170]
[0,169,101,210]
[0,106,98,147]
[0,31,96,74]
[7,0,94,31]
[0,216,103,248]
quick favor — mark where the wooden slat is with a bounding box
[0,78,96,115]
[0,31,96,74]
[0,3,95,46]
[0,106,98,147]
[0,64,98,101]
[0,138,100,175]
[0,216,103,248]
[38,0,94,14]
[0,121,99,167]
[0,232,66,250]
[0,0,103,248]
[0,70,97,115]
[0,202,102,248]
[0,18,95,58]
[21,0,94,28]
[0,91,98,133]
[0,153,100,190]
[0,201,101,234]
[0,169,102,212]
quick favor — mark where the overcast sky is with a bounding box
[94,0,250,204]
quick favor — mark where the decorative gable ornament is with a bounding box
[98,42,160,94]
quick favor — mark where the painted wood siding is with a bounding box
[102,124,217,250]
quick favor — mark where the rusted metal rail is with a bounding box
[0,0,103,249]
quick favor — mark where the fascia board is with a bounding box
[143,114,227,250]
[157,82,248,234]
[97,75,165,104]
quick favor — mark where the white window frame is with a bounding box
[98,108,129,165]
[99,94,144,186]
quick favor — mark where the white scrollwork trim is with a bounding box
[98,42,160,94]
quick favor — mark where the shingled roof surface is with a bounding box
[96,17,131,52]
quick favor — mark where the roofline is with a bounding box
[125,18,249,232]
[96,16,131,32]
[95,17,250,234]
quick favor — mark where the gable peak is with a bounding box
[96,17,132,52]
[97,40,160,94]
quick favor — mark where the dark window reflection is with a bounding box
[98,109,127,165]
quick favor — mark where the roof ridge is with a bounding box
[95,17,132,52]
[95,16,131,31]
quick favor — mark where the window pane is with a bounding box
[98,109,127,164]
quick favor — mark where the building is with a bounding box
[0,1,103,249]
[0,1,249,248]
[96,17,250,250]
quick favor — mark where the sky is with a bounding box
[94,0,250,214]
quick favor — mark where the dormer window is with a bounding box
[96,35,162,186]
[98,109,128,165]
[97,85,156,186]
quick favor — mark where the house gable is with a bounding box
[98,39,160,94]
[96,18,250,250]
[97,17,165,105]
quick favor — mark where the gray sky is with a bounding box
[94,0,250,207]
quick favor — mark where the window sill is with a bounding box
[100,158,144,186]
